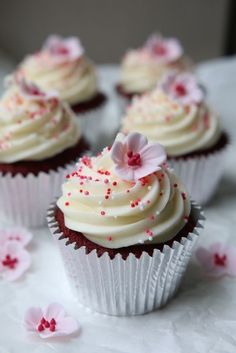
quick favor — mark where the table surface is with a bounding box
[0,59,236,353]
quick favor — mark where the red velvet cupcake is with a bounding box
[121,72,229,204]
[116,33,192,112]
[48,132,204,315]
[0,79,89,227]
[13,35,107,149]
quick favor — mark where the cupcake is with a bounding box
[116,34,191,111]
[0,78,89,227]
[13,35,107,149]
[47,132,204,316]
[121,72,228,204]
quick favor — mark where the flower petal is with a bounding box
[114,165,135,181]
[126,132,147,154]
[140,143,167,165]
[111,141,125,164]
[24,307,43,331]
[44,303,66,321]
[56,317,80,335]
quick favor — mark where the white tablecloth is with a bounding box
[1,59,236,353]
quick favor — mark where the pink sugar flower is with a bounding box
[196,243,236,277]
[161,71,203,105]
[17,78,58,102]
[24,303,79,338]
[0,227,32,247]
[145,34,183,63]
[0,242,31,281]
[43,35,84,63]
[111,132,166,181]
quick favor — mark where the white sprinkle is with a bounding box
[138,239,144,244]
[156,211,160,215]
[148,186,152,190]
[98,200,102,205]
[148,237,153,241]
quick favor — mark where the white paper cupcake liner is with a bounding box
[75,102,109,153]
[0,163,75,228]
[168,145,228,205]
[47,202,204,316]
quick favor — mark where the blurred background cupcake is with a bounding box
[121,72,228,204]
[116,34,192,112]
[48,132,204,316]
[0,78,89,227]
[12,35,107,149]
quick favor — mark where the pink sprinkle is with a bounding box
[84,191,89,196]
[67,192,71,197]
[104,179,109,184]
[107,236,113,241]
[101,211,106,216]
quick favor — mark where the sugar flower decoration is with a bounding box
[0,227,32,247]
[111,132,166,181]
[24,303,79,338]
[196,243,236,277]
[17,78,58,102]
[161,71,203,105]
[145,34,183,63]
[0,242,31,281]
[43,35,84,63]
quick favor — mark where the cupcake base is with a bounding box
[71,92,106,115]
[0,138,89,227]
[115,84,137,113]
[48,202,204,316]
[168,132,229,205]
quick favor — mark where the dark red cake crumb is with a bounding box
[168,132,228,160]
[71,92,106,114]
[0,137,89,177]
[115,84,140,101]
[54,206,196,260]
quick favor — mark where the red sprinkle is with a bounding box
[65,202,70,206]
[101,211,106,216]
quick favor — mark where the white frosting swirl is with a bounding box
[17,53,97,105]
[122,88,221,157]
[0,84,80,163]
[120,49,191,94]
[57,147,190,249]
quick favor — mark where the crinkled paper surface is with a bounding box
[0,59,236,353]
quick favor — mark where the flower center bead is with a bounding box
[127,150,142,167]
[54,46,69,55]
[214,253,227,267]
[174,83,187,96]
[37,317,57,332]
[153,44,167,56]
[2,254,18,269]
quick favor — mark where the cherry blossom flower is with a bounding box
[43,35,84,63]
[0,242,31,281]
[161,71,203,105]
[0,227,32,247]
[145,34,183,63]
[111,132,166,181]
[24,303,79,338]
[195,242,236,277]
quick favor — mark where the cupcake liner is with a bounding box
[0,163,75,228]
[168,145,228,205]
[47,202,204,316]
[115,92,130,114]
[75,102,109,153]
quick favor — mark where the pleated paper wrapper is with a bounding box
[168,145,228,205]
[0,163,74,228]
[75,102,109,153]
[47,202,204,316]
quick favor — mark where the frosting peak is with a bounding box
[122,86,221,157]
[0,80,80,163]
[15,35,97,105]
[57,133,190,249]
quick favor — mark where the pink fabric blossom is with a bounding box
[43,35,84,63]
[17,78,58,102]
[111,132,167,181]
[196,243,236,277]
[145,34,183,63]
[24,303,79,338]
[0,242,31,281]
[161,71,203,105]
[0,227,32,247]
